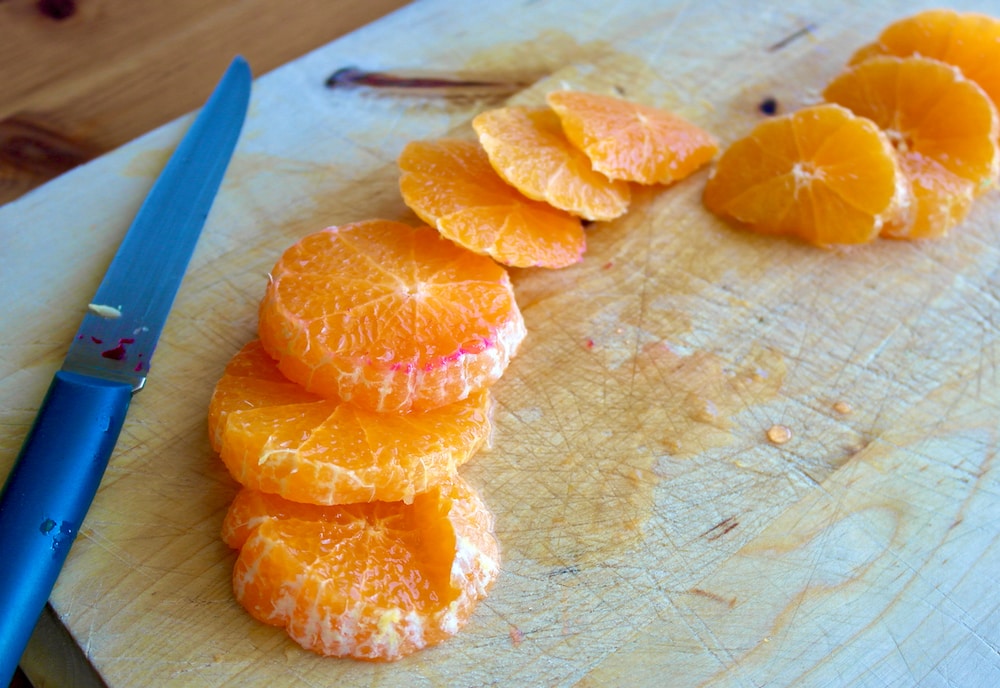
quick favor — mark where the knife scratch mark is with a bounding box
[701,515,739,540]
[644,0,696,65]
[767,23,817,52]
[547,565,581,577]
[689,587,737,608]
[325,67,539,98]
[662,584,739,673]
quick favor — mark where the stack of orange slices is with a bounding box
[704,9,1000,246]
[210,219,516,661]
[209,90,719,661]
[401,90,718,268]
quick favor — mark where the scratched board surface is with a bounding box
[1,1,999,686]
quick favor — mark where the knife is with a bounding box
[0,55,251,684]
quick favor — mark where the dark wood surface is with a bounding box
[0,0,411,206]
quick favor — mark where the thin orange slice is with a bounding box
[257,220,527,413]
[545,90,718,185]
[824,55,999,239]
[208,340,493,505]
[398,139,586,268]
[472,106,631,221]
[224,477,500,661]
[849,9,1000,113]
[703,103,908,246]
[208,340,322,454]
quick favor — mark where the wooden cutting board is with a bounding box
[2,0,999,685]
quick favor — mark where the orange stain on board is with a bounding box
[634,342,787,457]
[499,341,785,568]
[462,31,658,103]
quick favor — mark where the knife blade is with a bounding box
[0,55,252,684]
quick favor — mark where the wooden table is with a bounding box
[2,1,1000,686]
[0,0,411,206]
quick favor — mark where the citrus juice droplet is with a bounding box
[766,424,793,444]
[833,400,854,415]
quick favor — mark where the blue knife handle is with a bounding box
[0,370,132,684]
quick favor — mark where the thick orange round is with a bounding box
[849,9,1000,113]
[545,90,718,185]
[824,55,999,239]
[257,220,527,413]
[224,476,500,661]
[472,106,631,221]
[398,138,586,268]
[703,103,908,246]
[209,340,494,505]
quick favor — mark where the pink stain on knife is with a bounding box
[100,337,135,361]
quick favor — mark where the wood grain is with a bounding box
[0,0,411,205]
[1,0,999,686]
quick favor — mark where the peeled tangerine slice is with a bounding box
[398,138,586,269]
[848,9,1000,114]
[223,475,500,661]
[703,103,909,247]
[208,340,493,505]
[257,219,527,413]
[546,90,719,185]
[823,55,999,239]
[472,105,631,222]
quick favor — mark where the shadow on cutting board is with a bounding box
[12,604,107,688]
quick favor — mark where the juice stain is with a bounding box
[636,342,786,458]
[497,340,785,568]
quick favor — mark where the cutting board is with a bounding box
[2,0,999,685]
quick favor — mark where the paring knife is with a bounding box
[0,56,251,684]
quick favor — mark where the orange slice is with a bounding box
[224,476,500,661]
[849,9,1000,113]
[824,55,999,239]
[208,340,321,454]
[472,106,631,221]
[702,103,908,246]
[208,340,493,505]
[257,219,527,413]
[398,139,586,268]
[545,90,718,185]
